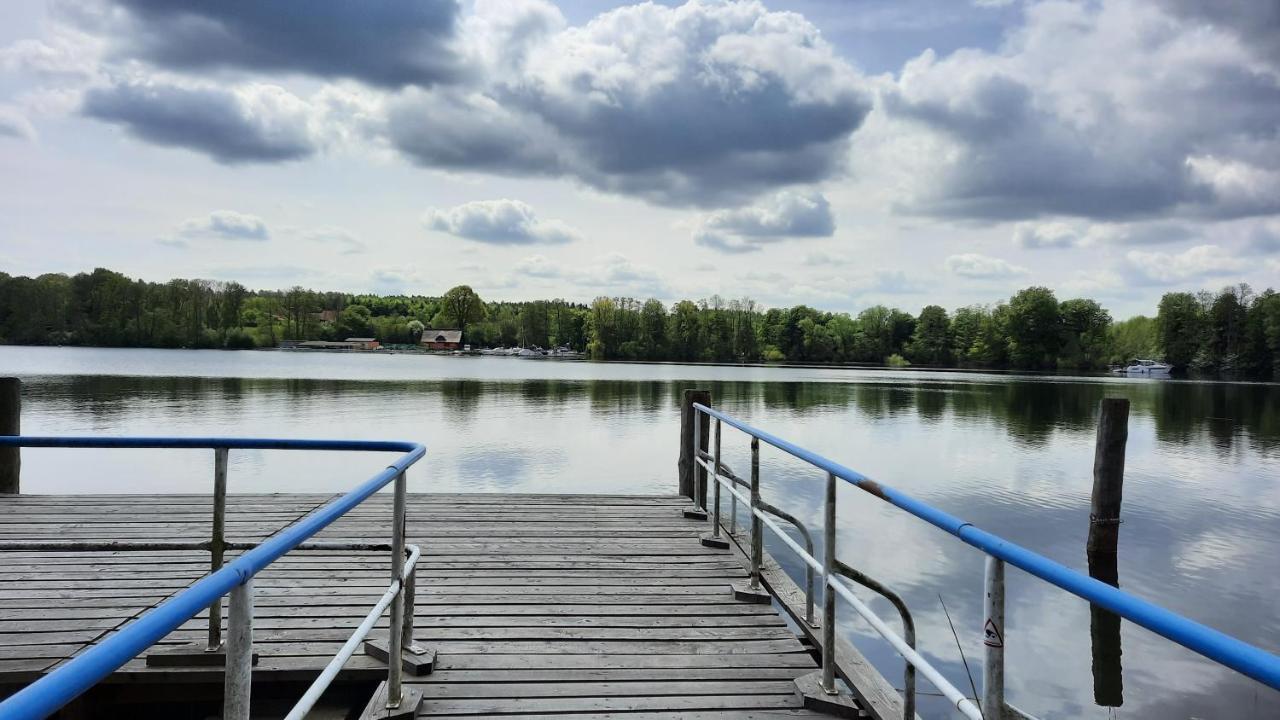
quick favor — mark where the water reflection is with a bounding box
[8,349,1280,719]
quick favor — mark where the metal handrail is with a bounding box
[697,450,918,718]
[692,403,1280,719]
[0,436,427,720]
[698,449,816,627]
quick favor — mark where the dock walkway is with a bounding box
[0,493,838,718]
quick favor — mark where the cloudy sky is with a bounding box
[1,0,1277,317]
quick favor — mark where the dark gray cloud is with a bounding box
[386,90,563,175]
[386,1,871,207]
[423,199,580,245]
[82,80,317,163]
[883,2,1280,222]
[100,0,464,88]
[1156,0,1280,65]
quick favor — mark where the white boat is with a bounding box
[1119,359,1172,375]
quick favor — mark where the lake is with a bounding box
[2,345,1278,719]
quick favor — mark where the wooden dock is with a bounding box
[0,492,857,718]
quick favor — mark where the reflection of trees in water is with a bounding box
[23,375,1280,458]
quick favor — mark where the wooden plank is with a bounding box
[414,694,805,715]
[0,492,876,720]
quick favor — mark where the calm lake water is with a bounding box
[2,346,1278,719]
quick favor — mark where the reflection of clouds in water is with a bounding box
[733,422,1279,718]
[13,358,1280,717]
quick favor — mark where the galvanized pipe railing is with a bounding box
[692,403,1280,719]
[0,436,427,720]
[700,448,817,627]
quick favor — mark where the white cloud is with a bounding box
[1013,221,1084,249]
[177,211,270,241]
[1124,244,1248,285]
[514,252,667,297]
[881,0,1280,221]
[389,0,872,206]
[801,251,850,266]
[694,190,836,254]
[423,199,580,245]
[302,227,366,255]
[945,253,1030,279]
[0,105,35,140]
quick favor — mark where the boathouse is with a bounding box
[421,330,462,351]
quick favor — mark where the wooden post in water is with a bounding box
[0,378,19,494]
[678,389,711,507]
[1088,398,1128,555]
[1088,397,1128,707]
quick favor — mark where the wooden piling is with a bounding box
[1087,398,1129,554]
[0,377,18,494]
[1087,396,1128,707]
[678,389,711,507]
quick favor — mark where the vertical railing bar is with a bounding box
[207,447,228,651]
[223,578,253,720]
[711,418,722,538]
[402,563,416,650]
[749,437,762,590]
[821,471,837,694]
[694,409,704,512]
[386,470,408,708]
[984,556,1006,720]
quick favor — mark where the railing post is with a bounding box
[402,564,416,651]
[821,472,837,695]
[224,579,254,720]
[677,389,710,507]
[208,447,228,651]
[983,556,1006,720]
[0,377,19,494]
[749,437,762,588]
[694,409,704,512]
[711,420,722,536]
[387,470,407,709]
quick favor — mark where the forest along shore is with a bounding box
[1,268,1277,379]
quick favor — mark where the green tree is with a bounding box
[1058,298,1111,369]
[1203,285,1250,371]
[440,285,486,339]
[1005,287,1061,369]
[1157,292,1206,369]
[1107,315,1157,365]
[338,304,374,338]
[587,297,618,359]
[907,305,951,365]
[640,299,668,360]
[669,300,701,361]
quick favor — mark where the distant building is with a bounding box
[422,330,463,351]
[291,337,381,351]
[313,309,339,323]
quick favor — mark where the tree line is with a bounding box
[2,268,1278,377]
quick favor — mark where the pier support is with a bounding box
[0,377,19,494]
[678,389,711,514]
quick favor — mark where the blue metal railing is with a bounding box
[692,404,1280,701]
[0,436,426,720]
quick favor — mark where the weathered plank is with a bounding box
[0,493,866,719]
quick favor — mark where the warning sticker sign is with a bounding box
[983,618,1004,648]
